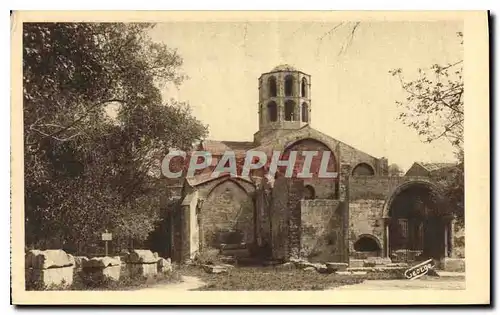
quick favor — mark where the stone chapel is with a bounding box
[167,65,464,271]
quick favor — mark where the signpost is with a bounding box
[101,229,112,256]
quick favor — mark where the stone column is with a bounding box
[443,215,455,258]
[444,220,449,258]
[180,191,199,263]
[383,218,391,258]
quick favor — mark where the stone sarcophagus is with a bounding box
[25,249,75,289]
[125,249,158,278]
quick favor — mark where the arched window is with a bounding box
[284,75,294,96]
[284,100,295,121]
[301,78,307,97]
[267,101,277,122]
[268,76,277,97]
[352,163,375,176]
[304,185,315,200]
[301,103,308,123]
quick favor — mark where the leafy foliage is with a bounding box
[388,163,404,176]
[24,23,208,253]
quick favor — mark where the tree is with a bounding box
[388,163,404,176]
[390,32,464,218]
[23,23,208,253]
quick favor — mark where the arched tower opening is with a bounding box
[301,77,308,97]
[268,76,277,97]
[284,100,296,121]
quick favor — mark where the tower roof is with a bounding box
[271,64,298,72]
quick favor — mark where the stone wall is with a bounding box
[349,175,432,201]
[270,177,296,260]
[300,199,346,263]
[349,199,385,255]
[200,179,254,250]
[180,190,199,261]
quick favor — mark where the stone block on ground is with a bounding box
[290,258,314,269]
[126,249,157,264]
[349,259,365,268]
[365,257,392,266]
[25,249,75,289]
[25,249,74,269]
[128,263,158,278]
[83,256,121,269]
[202,264,229,274]
[81,256,122,282]
[347,267,376,272]
[303,266,316,272]
[157,257,173,273]
[336,271,352,276]
[83,265,121,282]
[311,263,328,273]
[326,262,348,273]
[351,271,368,275]
[26,265,74,288]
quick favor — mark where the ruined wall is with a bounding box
[269,177,303,260]
[200,180,254,250]
[349,199,385,255]
[300,199,346,263]
[349,175,432,201]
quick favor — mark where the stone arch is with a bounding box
[201,179,255,250]
[301,102,308,122]
[283,138,338,169]
[268,76,277,97]
[282,138,338,198]
[267,101,277,122]
[382,180,450,261]
[352,162,375,176]
[301,77,308,97]
[284,75,294,96]
[382,180,444,218]
[284,100,296,121]
[353,234,382,252]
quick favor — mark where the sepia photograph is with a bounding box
[10,10,490,305]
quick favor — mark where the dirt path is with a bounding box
[137,276,205,292]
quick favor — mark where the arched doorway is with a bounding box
[385,182,451,262]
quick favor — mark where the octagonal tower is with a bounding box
[254,64,311,143]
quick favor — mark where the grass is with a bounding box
[179,265,373,291]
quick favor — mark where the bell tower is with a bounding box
[254,64,311,143]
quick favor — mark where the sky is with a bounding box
[149,20,463,171]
